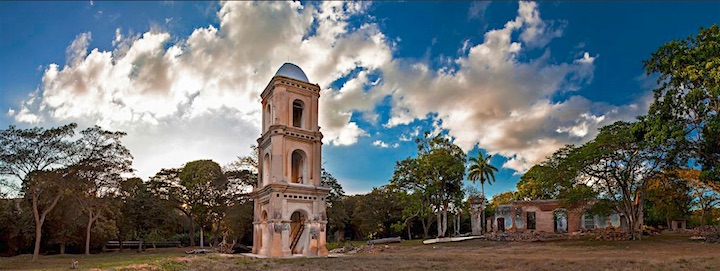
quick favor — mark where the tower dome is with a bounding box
[274,63,309,82]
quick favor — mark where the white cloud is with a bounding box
[12,1,649,179]
[372,140,399,149]
[14,1,390,178]
[372,2,647,172]
[468,2,491,20]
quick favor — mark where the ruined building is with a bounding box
[251,63,330,257]
[486,200,624,233]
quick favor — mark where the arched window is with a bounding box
[265,104,273,130]
[262,153,271,186]
[292,100,304,128]
[291,150,306,184]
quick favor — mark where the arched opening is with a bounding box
[583,212,596,230]
[289,210,307,254]
[292,100,304,128]
[263,153,271,186]
[259,210,268,253]
[291,150,306,184]
[265,104,273,131]
[554,209,568,233]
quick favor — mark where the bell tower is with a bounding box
[252,63,330,257]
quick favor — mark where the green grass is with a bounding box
[0,247,187,270]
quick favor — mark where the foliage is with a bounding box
[516,145,578,200]
[645,173,692,227]
[352,187,404,239]
[643,24,720,186]
[570,121,669,239]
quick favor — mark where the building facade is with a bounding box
[487,200,624,233]
[251,63,330,257]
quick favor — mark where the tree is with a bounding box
[26,170,70,259]
[572,121,669,239]
[321,168,345,205]
[643,24,720,187]
[467,152,498,233]
[390,157,436,238]
[321,168,348,241]
[645,173,692,228]
[72,126,133,255]
[0,123,77,261]
[415,133,466,238]
[117,178,175,251]
[178,160,228,248]
[147,168,195,246]
[678,169,720,225]
[45,196,84,254]
[352,187,403,239]
[516,145,577,200]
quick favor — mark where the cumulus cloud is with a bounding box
[372,2,647,172]
[13,1,391,178]
[12,1,649,178]
[372,140,399,149]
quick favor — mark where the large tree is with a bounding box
[467,152,498,233]
[572,121,669,239]
[643,24,720,187]
[178,160,228,248]
[415,133,466,238]
[147,168,195,246]
[0,123,77,261]
[72,126,133,255]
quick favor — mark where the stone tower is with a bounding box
[251,63,330,257]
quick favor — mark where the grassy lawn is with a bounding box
[2,234,719,271]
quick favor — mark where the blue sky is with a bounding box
[1,1,719,197]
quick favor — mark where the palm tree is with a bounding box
[467,153,498,234]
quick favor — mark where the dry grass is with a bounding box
[2,233,719,271]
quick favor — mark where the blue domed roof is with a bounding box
[274,63,309,82]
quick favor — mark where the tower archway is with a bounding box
[291,150,306,184]
[289,210,308,254]
[292,100,304,128]
[262,153,271,186]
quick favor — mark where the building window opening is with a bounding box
[526,212,536,230]
[291,150,306,184]
[292,100,304,128]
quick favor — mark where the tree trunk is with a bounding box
[436,212,442,238]
[188,218,196,247]
[481,182,486,234]
[407,223,412,240]
[60,242,65,255]
[442,209,448,237]
[421,218,429,238]
[200,226,204,248]
[32,219,42,261]
[31,190,62,262]
[85,211,93,255]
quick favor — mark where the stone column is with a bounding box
[318,221,328,256]
[252,223,260,254]
[280,223,291,256]
[468,196,485,236]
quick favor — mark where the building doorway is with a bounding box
[497,217,506,232]
[290,211,307,254]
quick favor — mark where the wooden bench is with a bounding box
[105,240,181,250]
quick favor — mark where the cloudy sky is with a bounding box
[2,1,719,196]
